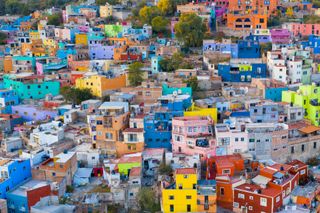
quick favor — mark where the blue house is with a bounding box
[218,59,267,82]
[0,89,19,114]
[203,40,238,58]
[162,83,192,96]
[0,159,31,199]
[237,40,261,58]
[144,94,192,150]
[265,87,288,102]
[7,179,50,213]
[301,35,320,54]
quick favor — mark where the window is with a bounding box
[314,142,317,149]
[235,137,239,142]
[220,187,225,196]
[260,197,267,207]
[105,133,113,139]
[241,137,244,141]
[249,139,255,143]
[301,144,305,152]
[186,195,192,199]
[249,206,253,210]
[184,175,188,179]
[276,196,280,202]
[170,205,174,212]
[238,193,245,199]
[249,196,253,200]
[169,195,174,200]
[300,169,306,175]
[291,146,294,154]
[223,169,230,175]
[52,172,56,176]
[187,204,191,212]
[233,202,239,208]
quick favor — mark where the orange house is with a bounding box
[227,13,267,30]
[206,154,245,179]
[107,37,136,60]
[3,56,13,73]
[228,0,278,17]
[116,128,144,157]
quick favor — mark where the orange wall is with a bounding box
[3,56,13,73]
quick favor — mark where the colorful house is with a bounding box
[162,83,192,96]
[171,116,216,158]
[0,89,19,114]
[3,73,60,100]
[0,158,32,199]
[218,58,267,82]
[282,84,320,126]
[75,73,127,97]
[184,104,218,123]
[162,168,217,213]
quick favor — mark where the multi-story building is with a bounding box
[32,151,77,186]
[100,4,112,18]
[228,0,278,16]
[226,13,267,31]
[283,23,320,37]
[171,116,216,158]
[29,121,65,146]
[246,123,288,162]
[90,102,130,155]
[249,102,280,123]
[215,122,248,156]
[282,84,320,126]
[161,168,216,213]
[218,58,267,82]
[301,34,320,54]
[144,94,192,150]
[0,89,19,114]
[203,39,238,59]
[0,158,31,199]
[267,47,313,85]
[75,72,127,97]
[3,73,60,100]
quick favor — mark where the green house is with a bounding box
[117,156,141,176]
[3,74,60,100]
[282,84,320,126]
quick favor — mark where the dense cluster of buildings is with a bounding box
[0,0,320,212]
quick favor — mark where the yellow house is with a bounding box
[76,73,127,97]
[75,33,88,46]
[184,104,218,123]
[162,168,198,213]
[100,4,112,17]
[29,31,40,40]
[43,39,57,48]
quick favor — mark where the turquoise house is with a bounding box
[151,56,162,74]
[3,74,60,100]
[162,83,192,96]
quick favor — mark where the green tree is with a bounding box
[0,32,8,45]
[60,86,95,105]
[139,6,160,24]
[137,187,160,212]
[151,16,169,34]
[47,13,63,26]
[159,52,193,72]
[157,0,173,15]
[5,0,25,14]
[128,62,144,86]
[174,13,206,47]
[159,162,173,175]
[184,76,199,92]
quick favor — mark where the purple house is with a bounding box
[270,29,291,44]
[11,105,58,122]
[89,44,114,60]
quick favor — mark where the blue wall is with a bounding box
[265,87,288,102]
[0,159,31,199]
[237,40,261,58]
[218,63,267,82]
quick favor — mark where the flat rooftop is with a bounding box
[9,179,48,197]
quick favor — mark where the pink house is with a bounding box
[172,116,216,158]
[270,29,291,44]
[283,23,320,37]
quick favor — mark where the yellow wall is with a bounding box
[184,106,218,123]
[162,189,197,213]
[75,34,88,46]
[29,31,40,40]
[76,74,127,97]
[100,5,112,17]
[176,173,197,189]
